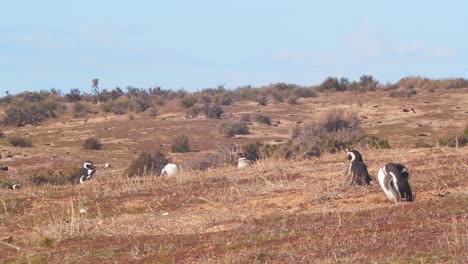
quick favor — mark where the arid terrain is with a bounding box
[0,89,467,263]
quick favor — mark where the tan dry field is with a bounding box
[0,89,467,263]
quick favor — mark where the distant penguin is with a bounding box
[378,163,414,203]
[75,160,96,184]
[237,157,253,169]
[343,150,372,186]
[161,163,179,176]
[3,183,20,190]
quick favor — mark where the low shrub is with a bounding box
[3,98,62,126]
[357,134,391,149]
[127,150,171,176]
[287,97,299,105]
[241,141,262,161]
[171,134,191,153]
[29,168,80,186]
[73,102,90,118]
[289,109,362,157]
[219,121,249,138]
[255,114,271,125]
[148,107,159,118]
[415,139,434,148]
[82,137,102,150]
[180,94,197,108]
[256,96,268,106]
[203,104,224,119]
[438,124,468,147]
[240,114,251,122]
[8,136,33,147]
[389,88,417,98]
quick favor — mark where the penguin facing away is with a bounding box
[378,163,414,203]
[343,150,372,186]
[75,160,96,184]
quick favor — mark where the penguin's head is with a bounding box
[400,166,410,178]
[347,150,363,163]
[84,161,95,170]
[12,184,21,190]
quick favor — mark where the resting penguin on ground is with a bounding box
[74,160,96,184]
[3,182,21,190]
[343,150,372,186]
[378,163,414,203]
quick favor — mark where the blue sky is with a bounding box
[1,0,467,94]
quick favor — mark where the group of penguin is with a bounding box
[4,151,415,204]
[345,150,414,203]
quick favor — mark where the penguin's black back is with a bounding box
[385,163,414,202]
[349,162,372,185]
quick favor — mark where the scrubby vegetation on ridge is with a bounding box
[1,76,466,127]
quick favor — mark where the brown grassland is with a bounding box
[0,89,467,263]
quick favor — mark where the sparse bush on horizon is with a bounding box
[180,94,197,108]
[2,92,63,127]
[256,96,268,106]
[203,104,224,119]
[72,102,90,118]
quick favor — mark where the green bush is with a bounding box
[240,114,251,122]
[3,96,62,126]
[127,150,171,176]
[203,104,224,119]
[289,110,362,157]
[73,102,90,118]
[255,114,271,125]
[219,121,249,138]
[438,124,468,147]
[101,97,129,115]
[82,137,102,150]
[256,96,268,106]
[8,136,33,147]
[180,94,197,108]
[171,134,191,153]
[241,141,262,161]
[29,169,79,186]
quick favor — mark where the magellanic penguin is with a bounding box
[343,150,372,186]
[3,182,21,190]
[160,163,179,176]
[75,160,96,184]
[378,163,414,203]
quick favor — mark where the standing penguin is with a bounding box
[377,163,414,203]
[75,160,96,184]
[343,150,372,186]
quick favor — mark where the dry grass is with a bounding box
[0,89,467,263]
[0,147,467,263]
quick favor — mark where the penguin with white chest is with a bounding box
[343,150,372,186]
[75,160,96,184]
[378,163,414,203]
